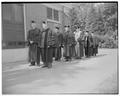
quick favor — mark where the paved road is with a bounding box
[2,49,118,94]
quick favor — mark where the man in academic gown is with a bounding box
[84,30,90,57]
[74,27,81,59]
[77,29,85,58]
[88,31,94,56]
[92,32,99,56]
[63,25,72,61]
[40,21,55,68]
[54,26,64,61]
[27,21,41,66]
[71,31,77,58]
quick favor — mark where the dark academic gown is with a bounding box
[63,31,72,60]
[78,32,84,58]
[84,34,90,57]
[71,33,77,57]
[92,35,99,55]
[27,28,40,63]
[40,28,55,67]
[96,38,99,54]
[89,33,94,56]
[52,32,57,58]
[54,32,63,60]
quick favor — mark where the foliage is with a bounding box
[69,3,118,48]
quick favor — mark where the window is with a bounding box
[53,9,59,21]
[47,7,59,21]
[47,7,52,19]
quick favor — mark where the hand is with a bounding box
[48,46,50,48]
[30,41,33,44]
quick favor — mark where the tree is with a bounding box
[68,3,118,48]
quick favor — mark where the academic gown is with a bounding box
[54,32,63,60]
[78,31,84,58]
[27,28,40,63]
[40,28,55,67]
[63,31,72,59]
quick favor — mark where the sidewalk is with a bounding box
[2,61,44,72]
[2,58,80,73]
[2,49,118,94]
[3,49,116,73]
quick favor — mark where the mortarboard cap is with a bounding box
[42,21,46,24]
[31,20,36,23]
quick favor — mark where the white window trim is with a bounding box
[47,18,60,24]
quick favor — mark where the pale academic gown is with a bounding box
[75,31,81,57]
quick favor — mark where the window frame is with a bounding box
[53,9,59,21]
[47,7,53,20]
[46,7,60,23]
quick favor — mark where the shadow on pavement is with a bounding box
[81,54,107,61]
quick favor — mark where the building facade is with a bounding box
[2,3,72,63]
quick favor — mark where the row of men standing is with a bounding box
[27,20,99,69]
[74,27,99,59]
